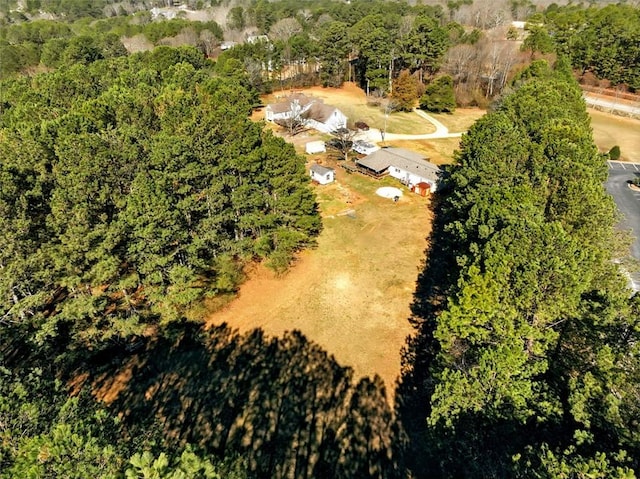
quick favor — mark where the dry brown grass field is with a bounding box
[208,85,640,393]
[589,110,640,162]
[207,157,432,392]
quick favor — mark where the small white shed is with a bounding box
[306,141,326,154]
[310,164,335,185]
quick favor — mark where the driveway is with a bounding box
[606,161,640,290]
[356,108,465,144]
[585,95,640,117]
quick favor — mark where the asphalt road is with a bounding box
[606,161,640,290]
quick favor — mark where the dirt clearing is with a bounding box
[207,162,432,392]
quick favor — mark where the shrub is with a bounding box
[609,145,621,160]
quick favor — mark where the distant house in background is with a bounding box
[220,41,237,50]
[310,164,335,185]
[305,140,326,154]
[247,34,270,44]
[265,93,347,134]
[355,147,441,192]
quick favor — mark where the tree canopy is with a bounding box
[399,60,640,479]
[0,46,320,350]
[543,4,640,89]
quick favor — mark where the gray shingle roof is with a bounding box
[302,102,338,123]
[267,93,317,114]
[310,164,334,175]
[356,148,440,180]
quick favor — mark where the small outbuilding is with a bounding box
[413,182,431,196]
[310,164,335,185]
[306,140,326,154]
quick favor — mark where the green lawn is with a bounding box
[339,103,436,134]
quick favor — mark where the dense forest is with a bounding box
[542,4,640,90]
[399,59,640,478]
[1,0,640,477]
[0,45,321,345]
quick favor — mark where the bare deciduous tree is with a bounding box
[159,27,199,48]
[269,17,303,42]
[479,39,518,97]
[327,128,357,161]
[443,29,522,103]
[443,44,478,85]
[274,100,307,136]
[121,33,154,54]
[199,29,219,57]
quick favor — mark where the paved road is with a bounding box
[606,161,640,290]
[585,95,640,116]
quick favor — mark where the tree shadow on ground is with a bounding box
[78,323,403,479]
[393,189,459,478]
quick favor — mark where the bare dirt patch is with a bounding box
[206,159,432,392]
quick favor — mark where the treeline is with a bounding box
[399,60,640,478]
[542,3,640,90]
[0,15,224,77]
[1,0,488,99]
[219,1,477,95]
[0,0,173,21]
[0,45,320,349]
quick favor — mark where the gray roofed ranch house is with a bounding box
[356,147,441,192]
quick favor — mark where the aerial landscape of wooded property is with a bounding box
[1,0,640,477]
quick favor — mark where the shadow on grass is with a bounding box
[82,323,403,479]
[394,185,459,478]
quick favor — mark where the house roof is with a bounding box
[267,94,345,124]
[302,102,338,123]
[267,93,316,114]
[357,148,440,181]
[310,164,334,175]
